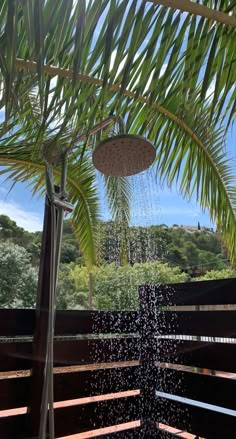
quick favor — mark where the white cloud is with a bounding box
[0,200,43,232]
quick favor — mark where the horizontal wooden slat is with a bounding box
[6,397,235,439]
[0,396,140,439]
[0,309,35,336]
[0,309,139,336]
[158,311,236,337]
[4,337,236,373]
[0,338,140,372]
[157,368,236,411]
[53,338,140,367]
[157,397,236,438]
[98,428,141,438]
[54,365,140,402]
[0,342,32,372]
[8,307,236,338]
[53,395,140,437]
[0,365,140,410]
[147,278,236,306]
[55,310,139,334]
[1,279,236,335]
[158,339,236,373]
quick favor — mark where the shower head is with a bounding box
[92,134,156,177]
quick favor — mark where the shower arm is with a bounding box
[66,114,125,154]
[46,114,125,208]
[44,112,125,297]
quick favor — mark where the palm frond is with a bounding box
[0,0,236,261]
[103,175,132,225]
[0,0,235,128]
[150,0,236,27]
[147,94,236,262]
[0,151,100,267]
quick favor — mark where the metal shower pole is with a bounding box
[28,117,118,438]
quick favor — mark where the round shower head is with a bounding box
[92,134,156,177]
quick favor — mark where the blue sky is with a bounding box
[0,166,227,232]
[1,122,235,232]
[0,170,216,232]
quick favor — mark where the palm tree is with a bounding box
[0,0,236,263]
[1,2,236,438]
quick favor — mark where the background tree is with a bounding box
[0,215,233,310]
[68,261,189,311]
[166,243,188,269]
[0,214,33,248]
[0,242,38,308]
[198,269,236,281]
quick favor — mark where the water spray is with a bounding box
[38,115,156,439]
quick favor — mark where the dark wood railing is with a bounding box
[0,277,236,438]
[0,309,141,438]
[148,277,236,438]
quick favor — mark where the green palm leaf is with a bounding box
[0,0,236,261]
[0,152,100,267]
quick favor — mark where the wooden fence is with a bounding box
[149,277,236,438]
[0,277,236,438]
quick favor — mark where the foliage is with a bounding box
[67,261,189,311]
[56,264,79,309]
[197,268,236,281]
[0,214,83,265]
[166,243,188,269]
[96,221,228,275]
[0,241,38,308]
[1,213,229,273]
[0,215,234,310]
[165,227,228,275]
[0,212,230,272]
[0,214,33,248]
[0,1,236,262]
[60,242,80,264]
[59,264,90,310]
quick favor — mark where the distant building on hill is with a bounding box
[172,224,214,233]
